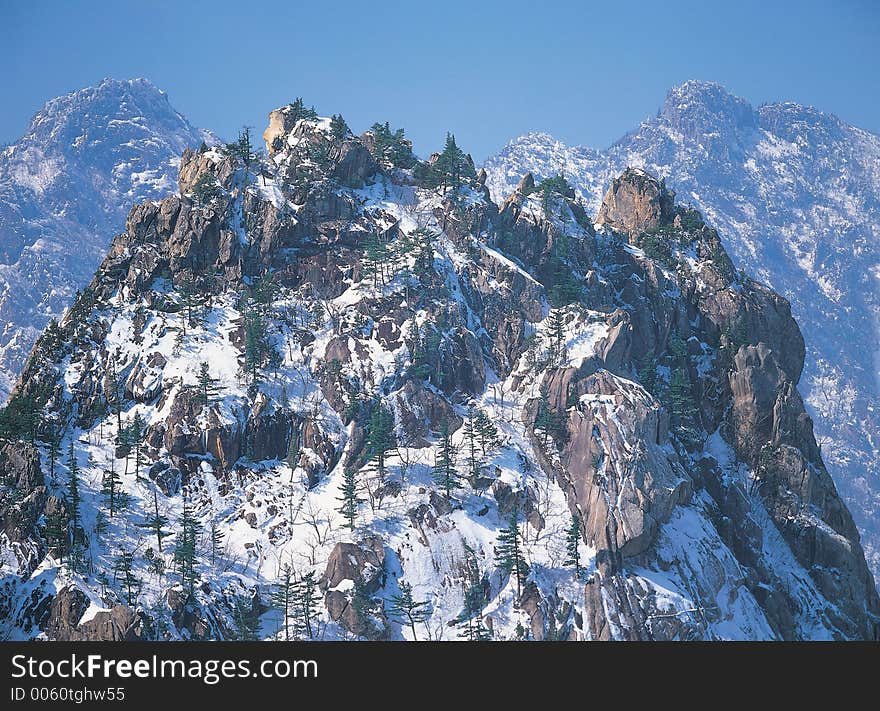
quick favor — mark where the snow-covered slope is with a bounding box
[0,78,211,400]
[484,80,880,581]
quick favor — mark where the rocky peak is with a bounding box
[262,106,336,156]
[658,80,758,137]
[0,79,211,402]
[10,77,207,180]
[2,96,878,641]
[263,106,297,155]
[595,167,675,235]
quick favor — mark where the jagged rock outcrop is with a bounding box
[43,587,146,641]
[320,538,388,638]
[596,168,675,235]
[555,371,687,560]
[484,81,880,583]
[0,442,47,576]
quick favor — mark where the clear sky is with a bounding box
[1,0,878,161]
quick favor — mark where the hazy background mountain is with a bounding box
[0,78,211,399]
[484,80,880,580]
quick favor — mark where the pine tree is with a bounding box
[430,133,474,191]
[363,232,391,287]
[293,571,321,640]
[113,550,140,606]
[547,255,582,306]
[174,494,202,600]
[94,510,109,537]
[336,468,362,530]
[107,358,125,435]
[176,275,203,333]
[457,543,490,640]
[564,512,583,577]
[330,114,350,142]
[496,510,530,600]
[722,316,748,356]
[272,563,295,641]
[431,419,459,497]
[547,308,567,364]
[44,505,68,562]
[249,273,278,306]
[139,488,169,553]
[191,172,222,207]
[244,307,271,383]
[209,515,225,567]
[195,361,220,407]
[42,317,65,359]
[286,98,318,123]
[227,126,258,179]
[411,228,436,284]
[365,403,395,481]
[196,361,217,407]
[393,229,415,280]
[638,349,658,396]
[462,407,483,485]
[100,460,124,518]
[232,592,261,641]
[129,412,146,482]
[538,174,574,202]
[351,578,379,639]
[115,418,133,479]
[91,398,109,442]
[534,393,560,446]
[0,393,39,442]
[65,442,81,546]
[368,121,415,169]
[46,424,62,485]
[667,366,700,448]
[408,320,438,380]
[668,333,688,359]
[473,409,501,455]
[387,581,430,640]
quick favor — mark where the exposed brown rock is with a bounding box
[596,167,675,236]
[43,587,146,641]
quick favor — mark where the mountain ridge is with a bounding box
[0,106,876,640]
[484,80,880,582]
[0,77,212,400]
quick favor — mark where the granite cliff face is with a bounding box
[0,107,876,640]
[0,78,211,401]
[484,80,880,582]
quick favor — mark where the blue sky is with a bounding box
[1,0,878,160]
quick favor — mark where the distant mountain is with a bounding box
[484,80,880,581]
[0,78,212,399]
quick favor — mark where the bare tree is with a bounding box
[301,500,331,546]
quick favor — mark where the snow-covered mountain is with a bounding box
[1,107,876,640]
[484,80,880,581]
[0,78,211,400]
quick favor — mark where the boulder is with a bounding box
[319,537,388,639]
[319,536,386,593]
[43,587,146,641]
[596,168,675,236]
[331,140,379,187]
[550,371,688,560]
